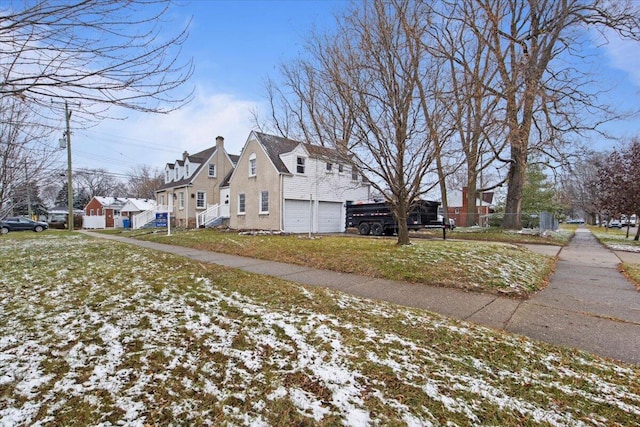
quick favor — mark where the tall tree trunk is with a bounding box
[395,202,410,245]
[465,170,478,227]
[503,142,527,229]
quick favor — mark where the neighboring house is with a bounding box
[155,136,238,228]
[83,197,157,229]
[83,196,128,229]
[446,186,494,227]
[227,131,371,233]
[121,198,157,218]
[121,198,157,228]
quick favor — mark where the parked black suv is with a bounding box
[1,217,49,234]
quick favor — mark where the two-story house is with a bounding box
[156,136,238,228]
[228,131,371,233]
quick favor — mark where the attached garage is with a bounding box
[284,199,344,233]
[317,201,343,233]
[284,199,312,233]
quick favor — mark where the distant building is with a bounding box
[446,187,494,227]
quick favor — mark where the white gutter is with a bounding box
[280,174,285,232]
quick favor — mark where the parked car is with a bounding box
[566,218,585,224]
[607,219,622,229]
[0,217,49,234]
[621,215,637,228]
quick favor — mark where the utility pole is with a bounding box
[24,159,31,219]
[64,101,73,231]
[53,100,76,231]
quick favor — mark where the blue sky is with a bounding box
[68,0,640,177]
[71,0,347,177]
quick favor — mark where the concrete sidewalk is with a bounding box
[81,228,640,365]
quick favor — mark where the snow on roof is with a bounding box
[93,196,126,208]
[121,198,157,212]
[92,197,156,211]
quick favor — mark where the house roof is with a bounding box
[157,146,218,191]
[93,196,128,209]
[90,197,156,211]
[220,168,234,188]
[253,132,347,174]
[121,198,157,212]
[158,145,240,192]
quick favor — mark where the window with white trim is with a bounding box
[208,163,216,177]
[166,170,170,182]
[260,191,269,214]
[338,163,344,173]
[178,192,184,209]
[238,193,246,214]
[249,153,257,176]
[185,163,189,176]
[326,162,332,172]
[296,156,306,174]
[351,168,358,181]
[196,191,206,209]
[175,168,179,180]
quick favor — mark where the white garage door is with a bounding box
[318,202,343,233]
[284,199,312,233]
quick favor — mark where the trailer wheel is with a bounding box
[358,222,370,235]
[371,222,383,236]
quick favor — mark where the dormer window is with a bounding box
[166,170,170,182]
[208,163,216,177]
[296,156,306,174]
[185,163,189,177]
[175,168,179,180]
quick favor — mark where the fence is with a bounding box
[482,212,559,231]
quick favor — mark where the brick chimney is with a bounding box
[215,136,224,151]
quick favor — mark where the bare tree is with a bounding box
[559,151,605,224]
[0,96,59,218]
[425,1,508,226]
[0,0,194,123]
[328,0,442,245]
[258,1,442,245]
[74,168,126,201]
[597,140,640,240]
[127,165,164,199]
[461,0,640,229]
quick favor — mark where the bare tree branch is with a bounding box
[1,0,194,124]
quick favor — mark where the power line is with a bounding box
[76,129,184,154]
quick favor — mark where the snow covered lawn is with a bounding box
[1,233,639,426]
[135,230,555,297]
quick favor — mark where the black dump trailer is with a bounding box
[346,200,443,236]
